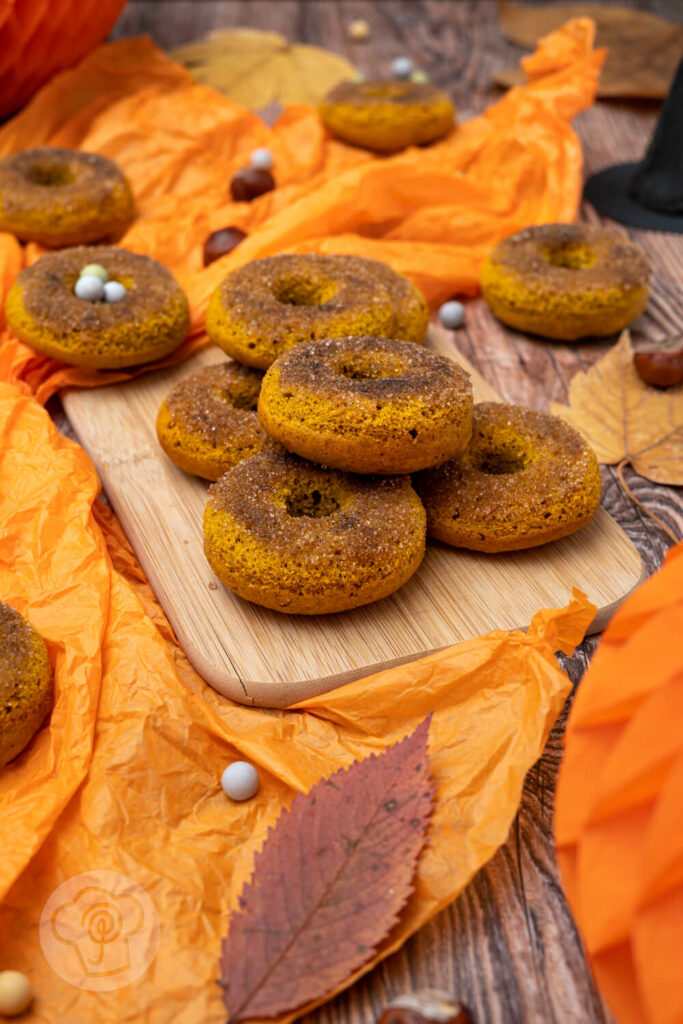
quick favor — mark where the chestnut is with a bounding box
[203,226,247,267]
[230,166,275,203]
[633,337,683,388]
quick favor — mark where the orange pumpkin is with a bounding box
[0,0,128,119]
[555,541,683,1024]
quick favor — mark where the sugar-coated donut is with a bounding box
[205,254,427,370]
[320,80,455,153]
[0,601,52,769]
[157,361,279,480]
[258,336,473,475]
[5,246,190,369]
[364,258,429,343]
[480,223,650,341]
[203,450,426,614]
[415,402,602,552]
[0,147,134,247]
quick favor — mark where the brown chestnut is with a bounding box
[377,991,473,1024]
[230,166,275,203]
[203,227,247,267]
[634,337,683,388]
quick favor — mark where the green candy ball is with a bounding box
[79,263,108,283]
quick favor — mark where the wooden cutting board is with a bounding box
[62,327,644,707]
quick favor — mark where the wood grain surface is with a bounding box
[53,1,680,1021]
[63,328,643,706]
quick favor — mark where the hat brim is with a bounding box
[584,163,683,235]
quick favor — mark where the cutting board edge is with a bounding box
[586,553,647,634]
[185,561,647,708]
[201,648,441,708]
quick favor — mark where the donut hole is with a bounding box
[273,276,338,307]
[542,242,596,270]
[473,442,529,475]
[27,162,75,187]
[361,83,410,100]
[220,379,261,412]
[335,353,405,381]
[283,480,348,518]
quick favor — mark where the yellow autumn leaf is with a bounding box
[171,29,357,110]
[550,331,683,485]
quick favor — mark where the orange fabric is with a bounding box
[0,19,604,404]
[556,542,683,1024]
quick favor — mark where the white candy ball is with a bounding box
[391,56,414,80]
[0,971,33,1016]
[250,148,274,171]
[103,280,127,303]
[221,761,260,802]
[439,300,466,330]
[74,275,105,302]
[79,263,108,283]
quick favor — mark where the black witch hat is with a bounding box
[584,57,683,234]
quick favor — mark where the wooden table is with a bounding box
[77,2,681,1021]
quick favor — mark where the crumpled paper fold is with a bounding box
[556,542,683,1024]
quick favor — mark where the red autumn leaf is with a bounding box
[221,717,434,1022]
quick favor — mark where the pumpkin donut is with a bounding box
[0,147,134,247]
[206,254,427,370]
[365,258,429,343]
[415,402,602,552]
[319,80,455,153]
[258,336,473,475]
[0,601,53,769]
[480,223,650,341]
[156,361,279,480]
[5,246,190,369]
[203,450,426,614]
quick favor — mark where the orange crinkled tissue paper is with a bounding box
[556,541,683,1024]
[0,20,607,1024]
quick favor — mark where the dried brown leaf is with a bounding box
[550,332,683,485]
[496,1,683,98]
[172,29,356,111]
[221,718,434,1022]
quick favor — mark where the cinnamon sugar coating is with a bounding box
[205,253,427,370]
[258,336,473,474]
[0,147,134,246]
[157,361,279,480]
[481,223,650,341]
[0,601,53,769]
[415,402,602,552]
[203,450,426,613]
[5,246,189,369]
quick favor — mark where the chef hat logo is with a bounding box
[40,872,160,991]
[51,885,144,978]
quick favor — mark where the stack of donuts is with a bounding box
[0,147,619,617]
[157,252,604,615]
